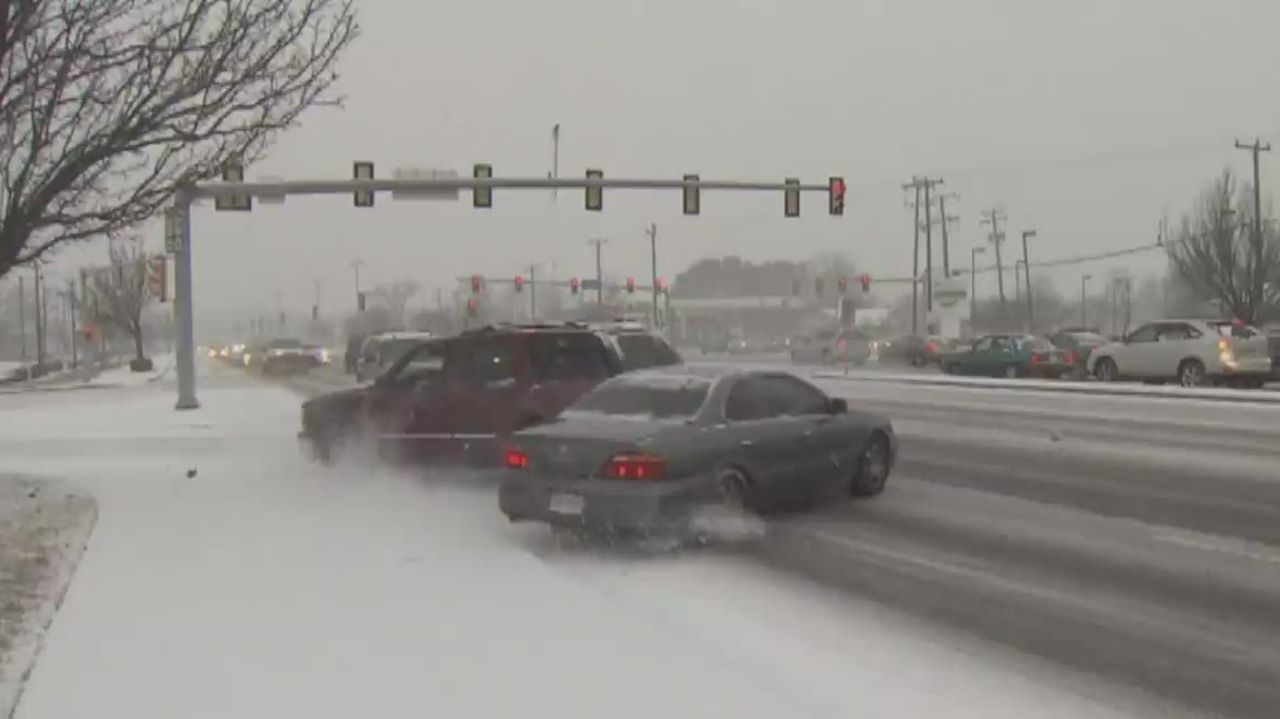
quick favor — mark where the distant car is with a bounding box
[940,334,1073,379]
[498,367,896,537]
[789,327,870,365]
[258,338,321,375]
[355,332,435,383]
[877,334,953,367]
[1087,319,1273,388]
[1046,329,1111,379]
[300,323,678,465]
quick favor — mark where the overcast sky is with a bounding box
[44,0,1280,329]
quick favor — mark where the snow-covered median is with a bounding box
[0,476,97,719]
[86,355,172,388]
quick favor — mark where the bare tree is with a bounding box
[0,0,358,276]
[86,237,152,362]
[367,280,419,327]
[1167,169,1280,324]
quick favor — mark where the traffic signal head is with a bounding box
[859,273,871,293]
[654,277,665,292]
[473,163,492,208]
[466,298,478,316]
[682,174,700,215]
[625,277,635,294]
[837,275,848,294]
[569,277,580,295]
[828,176,846,216]
[513,275,524,292]
[784,177,800,218]
[470,275,483,294]
[353,161,374,207]
[585,169,603,212]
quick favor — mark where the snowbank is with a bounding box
[86,354,173,388]
[0,476,97,719]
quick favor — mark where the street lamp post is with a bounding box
[587,238,608,305]
[1021,230,1037,331]
[970,246,986,329]
[1081,274,1092,328]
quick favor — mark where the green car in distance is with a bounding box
[939,334,1073,379]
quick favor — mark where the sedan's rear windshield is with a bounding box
[570,377,710,419]
[613,334,682,370]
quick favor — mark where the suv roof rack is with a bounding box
[459,321,593,336]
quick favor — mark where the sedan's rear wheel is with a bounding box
[1094,357,1118,382]
[716,467,753,510]
[850,433,891,498]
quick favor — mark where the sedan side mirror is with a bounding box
[827,397,848,414]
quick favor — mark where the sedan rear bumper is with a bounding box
[499,472,719,532]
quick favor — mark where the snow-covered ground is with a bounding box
[85,354,173,388]
[0,361,1165,719]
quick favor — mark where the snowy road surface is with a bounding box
[276,361,1280,718]
[0,360,1170,719]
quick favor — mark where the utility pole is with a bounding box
[970,246,986,329]
[587,238,608,305]
[902,178,924,334]
[916,177,944,311]
[18,275,26,361]
[935,191,959,277]
[351,259,364,312]
[646,223,659,328]
[980,208,1008,314]
[550,123,560,203]
[1014,260,1023,306]
[1080,274,1091,328]
[33,262,46,364]
[1021,229,1037,331]
[528,264,537,321]
[1235,138,1271,319]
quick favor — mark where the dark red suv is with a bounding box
[299,323,681,464]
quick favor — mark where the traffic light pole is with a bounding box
[173,191,198,410]
[171,172,839,410]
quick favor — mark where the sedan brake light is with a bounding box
[504,448,530,469]
[1063,351,1077,365]
[1030,352,1047,364]
[603,453,666,480]
[926,340,939,353]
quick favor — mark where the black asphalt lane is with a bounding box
[261,360,1280,718]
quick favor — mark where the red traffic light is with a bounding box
[625,277,635,293]
[513,275,524,292]
[569,277,580,294]
[859,273,871,292]
[828,176,846,216]
[466,298,478,316]
[654,278,665,291]
[470,275,482,294]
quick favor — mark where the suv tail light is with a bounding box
[504,448,530,469]
[1063,351,1077,365]
[1030,352,1047,364]
[603,453,666,480]
[926,340,939,354]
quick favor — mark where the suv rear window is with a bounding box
[1207,321,1259,339]
[530,333,612,382]
[613,334,681,370]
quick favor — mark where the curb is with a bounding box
[812,372,1280,406]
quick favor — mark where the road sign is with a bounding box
[391,167,460,201]
[580,278,601,291]
[257,175,287,204]
[784,177,800,217]
[164,209,181,253]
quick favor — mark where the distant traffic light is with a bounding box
[215,160,251,212]
[837,275,848,294]
[784,177,800,218]
[859,273,871,293]
[353,161,374,207]
[473,163,492,208]
[466,298,478,317]
[569,277,580,295]
[513,275,524,293]
[470,275,483,294]
[585,169,603,212]
[625,277,635,294]
[654,277,665,292]
[682,174,700,215]
[828,176,846,216]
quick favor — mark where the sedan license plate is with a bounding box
[548,492,584,515]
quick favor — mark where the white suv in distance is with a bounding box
[1087,319,1272,388]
